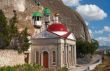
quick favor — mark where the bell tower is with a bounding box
[44,8,51,29]
[32,11,42,35]
[53,13,60,23]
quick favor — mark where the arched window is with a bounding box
[36,51,39,64]
[52,51,56,64]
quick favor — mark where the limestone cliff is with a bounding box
[0,0,91,41]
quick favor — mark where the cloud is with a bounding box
[85,21,89,26]
[96,36,110,46]
[89,29,93,37]
[95,30,103,34]
[94,26,110,34]
[62,0,80,6]
[76,4,107,21]
[104,26,110,32]
[95,26,110,46]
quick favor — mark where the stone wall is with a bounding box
[0,50,25,67]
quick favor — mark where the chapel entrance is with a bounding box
[43,51,48,68]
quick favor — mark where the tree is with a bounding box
[18,27,30,53]
[90,39,99,55]
[9,10,19,49]
[76,39,99,58]
[9,10,18,39]
[0,10,10,49]
[0,10,31,52]
[76,40,87,57]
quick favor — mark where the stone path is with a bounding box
[70,55,102,71]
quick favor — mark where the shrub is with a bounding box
[0,64,42,71]
[0,66,16,71]
[106,51,110,56]
[58,67,68,71]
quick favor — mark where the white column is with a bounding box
[74,45,77,65]
[28,47,31,64]
[66,44,69,68]
[41,52,43,66]
[71,46,74,66]
[64,44,67,67]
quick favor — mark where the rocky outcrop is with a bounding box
[0,0,91,41]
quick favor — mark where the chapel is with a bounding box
[25,3,76,68]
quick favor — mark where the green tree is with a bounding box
[18,27,30,53]
[0,10,10,49]
[76,40,87,57]
[76,39,99,58]
[9,10,19,49]
[90,39,99,55]
[9,10,18,39]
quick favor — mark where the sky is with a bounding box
[62,0,110,46]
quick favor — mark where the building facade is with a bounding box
[25,3,77,69]
[27,23,77,68]
[29,31,76,68]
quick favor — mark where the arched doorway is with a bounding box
[43,51,48,68]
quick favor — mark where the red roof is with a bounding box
[47,23,68,32]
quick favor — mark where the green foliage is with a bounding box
[106,51,110,56]
[90,39,99,55]
[76,39,99,58]
[8,10,19,49]
[18,27,31,53]
[0,10,30,53]
[58,67,68,71]
[0,64,68,71]
[76,40,89,57]
[0,66,16,71]
[0,10,10,49]
[0,64,42,71]
[9,10,18,39]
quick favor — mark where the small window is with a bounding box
[53,51,56,63]
[24,53,29,63]
[37,17,40,20]
[36,51,39,64]
[34,17,40,21]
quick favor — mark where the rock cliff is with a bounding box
[0,0,91,41]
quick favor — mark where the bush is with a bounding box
[0,64,69,71]
[58,67,68,71]
[76,39,99,58]
[0,66,16,71]
[0,64,42,71]
[106,51,110,56]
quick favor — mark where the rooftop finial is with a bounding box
[53,13,60,23]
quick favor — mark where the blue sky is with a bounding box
[62,0,110,46]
